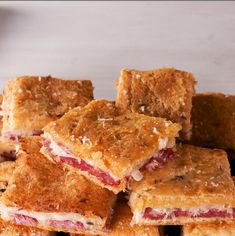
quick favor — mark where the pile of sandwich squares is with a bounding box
[0,68,234,236]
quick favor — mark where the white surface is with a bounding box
[0,1,234,99]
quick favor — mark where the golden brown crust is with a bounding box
[116,68,196,140]
[73,203,159,236]
[191,93,235,150]
[0,220,55,236]
[43,99,181,192]
[2,76,93,135]
[1,137,116,221]
[0,161,15,191]
[183,222,235,236]
[18,136,42,154]
[129,144,235,210]
[0,161,15,181]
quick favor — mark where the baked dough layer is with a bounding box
[116,68,196,140]
[2,76,93,136]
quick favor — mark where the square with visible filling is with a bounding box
[129,144,235,225]
[0,137,116,234]
[116,68,196,140]
[41,99,181,193]
[2,76,93,140]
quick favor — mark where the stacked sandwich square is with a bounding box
[41,100,181,193]
[0,69,233,235]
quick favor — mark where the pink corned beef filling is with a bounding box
[141,148,175,171]
[59,156,121,186]
[143,207,234,220]
[49,220,84,230]
[43,138,121,187]
[12,214,38,226]
[42,139,175,187]
[11,214,87,230]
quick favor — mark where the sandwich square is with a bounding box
[191,93,235,150]
[116,68,196,140]
[2,76,93,140]
[41,99,181,193]
[73,203,160,236]
[183,177,235,236]
[129,144,235,225]
[0,137,116,234]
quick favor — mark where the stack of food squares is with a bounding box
[0,68,233,235]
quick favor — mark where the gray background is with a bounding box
[0,1,234,99]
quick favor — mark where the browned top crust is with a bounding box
[0,219,55,236]
[0,161,15,181]
[19,136,42,154]
[1,137,115,220]
[74,203,159,236]
[43,99,181,178]
[0,161,15,191]
[183,222,235,236]
[115,68,196,140]
[129,144,235,210]
[191,93,235,150]
[2,76,93,134]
